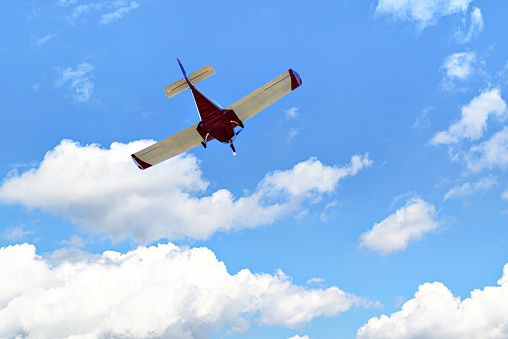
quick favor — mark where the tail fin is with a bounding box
[163,62,215,99]
[177,58,188,79]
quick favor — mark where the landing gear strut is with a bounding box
[201,133,210,148]
[229,140,236,155]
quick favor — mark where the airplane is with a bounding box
[131,59,302,170]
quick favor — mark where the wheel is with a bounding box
[239,120,244,128]
[201,141,207,148]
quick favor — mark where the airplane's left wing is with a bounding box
[131,123,202,170]
[225,69,302,122]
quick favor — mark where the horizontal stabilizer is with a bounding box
[163,64,215,98]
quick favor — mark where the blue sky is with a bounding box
[1,0,508,338]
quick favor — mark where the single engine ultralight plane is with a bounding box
[131,59,302,170]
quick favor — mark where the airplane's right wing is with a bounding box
[225,69,302,122]
[131,123,202,170]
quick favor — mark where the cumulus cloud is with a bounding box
[0,243,367,338]
[55,62,95,102]
[0,140,372,243]
[444,175,496,200]
[430,89,507,145]
[359,198,441,255]
[376,0,472,29]
[466,126,508,172]
[288,335,310,339]
[357,263,508,338]
[455,7,484,43]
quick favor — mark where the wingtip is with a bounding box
[131,154,152,170]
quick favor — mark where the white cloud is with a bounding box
[55,62,95,102]
[284,107,299,120]
[307,278,324,285]
[443,51,476,80]
[30,32,57,48]
[0,140,372,243]
[99,1,139,25]
[430,89,507,145]
[0,243,368,338]
[444,175,496,200]
[57,0,77,6]
[2,225,32,241]
[376,0,472,29]
[440,51,477,90]
[357,263,508,338]
[466,126,508,172]
[67,1,140,25]
[288,335,310,339]
[359,198,441,255]
[455,6,484,43]
[503,191,508,200]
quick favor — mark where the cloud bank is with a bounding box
[0,243,368,339]
[357,263,508,338]
[0,140,372,243]
[359,198,441,255]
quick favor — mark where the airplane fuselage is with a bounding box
[187,82,242,146]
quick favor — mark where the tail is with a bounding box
[177,58,188,79]
[163,61,215,99]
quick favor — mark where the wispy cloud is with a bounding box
[30,32,57,48]
[0,243,371,338]
[444,176,496,200]
[454,6,484,43]
[2,225,33,241]
[55,62,95,102]
[359,198,442,255]
[430,88,507,145]
[376,0,473,30]
[0,140,372,243]
[466,126,508,172]
[99,1,139,25]
[284,107,299,120]
[67,1,140,25]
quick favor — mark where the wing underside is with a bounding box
[131,123,201,169]
[226,69,302,122]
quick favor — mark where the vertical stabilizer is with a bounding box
[177,58,188,79]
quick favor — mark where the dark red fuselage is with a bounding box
[187,85,241,144]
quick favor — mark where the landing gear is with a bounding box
[229,140,236,155]
[201,133,210,148]
[230,120,244,129]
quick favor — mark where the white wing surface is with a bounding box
[225,69,302,122]
[131,123,201,169]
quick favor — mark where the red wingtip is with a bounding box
[289,69,302,91]
[131,154,152,170]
